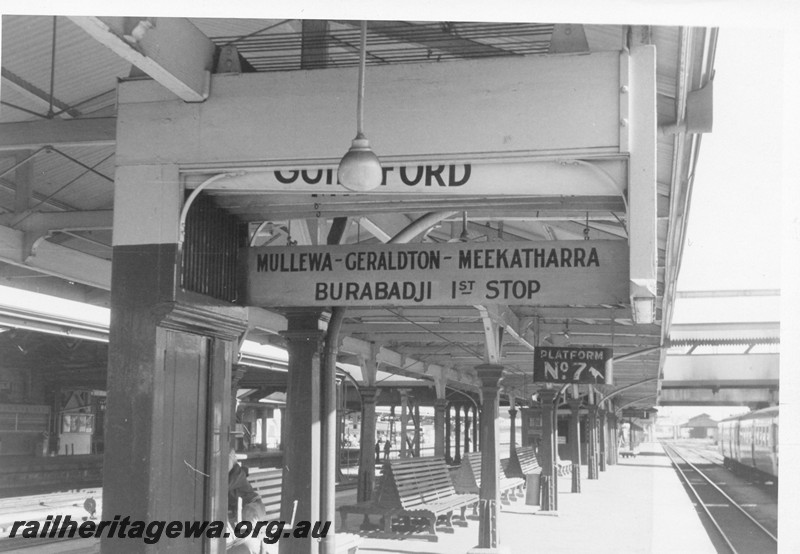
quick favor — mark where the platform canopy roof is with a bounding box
[0,15,717,413]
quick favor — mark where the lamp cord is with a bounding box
[356,20,367,136]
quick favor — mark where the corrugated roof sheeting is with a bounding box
[0,84,46,123]
[189,17,295,39]
[2,16,128,121]
[29,145,116,210]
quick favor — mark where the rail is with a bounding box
[661,441,777,553]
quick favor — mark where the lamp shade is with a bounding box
[337,133,383,192]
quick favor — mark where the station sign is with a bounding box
[242,240,628,308]
[194,159,625,197]
[533,347,613,384]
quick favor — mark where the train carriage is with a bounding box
[718,406,778,483]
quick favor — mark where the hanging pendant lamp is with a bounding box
[337,20,382,192]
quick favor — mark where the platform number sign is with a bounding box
[533,347,613,384]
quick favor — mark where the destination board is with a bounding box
[533,347,613,384]
[243,240,628,308]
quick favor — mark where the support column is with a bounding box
[413,403,421,457]
[520,407,531,447]
[469,364,506,553]
[445,403,452,462]
[433,369,447,459]
[356,387,379,503]
[463,404,472,454]
[568,399,582,493]
[103,163,245,554]
[454,403,462,464]
[261,408,268,447]
[434,399,447,457]
[508,397,517,461]
[400,389,409,458]
[538,389,557,512]
[279,311,323,554]
[599,408,607,472]
[587,405,599,480]
[472,404,479,452]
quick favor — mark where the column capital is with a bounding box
[280,329,325,349]
[508,407,517,417]
[360,386,380,403]
[537,388,558,402]
[474,364,505,388]
[434,398,448,409]
[568,398,582,411]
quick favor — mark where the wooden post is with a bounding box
[279,311,323,554]
[568,399,582,493]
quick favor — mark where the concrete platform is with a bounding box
[1,442,716,552]
[341,442,717,554]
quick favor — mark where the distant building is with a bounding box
[682,413,718,439]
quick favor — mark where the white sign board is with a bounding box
[243,240,629,308]
[193,159,626,197]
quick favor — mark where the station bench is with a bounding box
[247,468,361,554]
[453,452,525,505]
[338,456,478,541]
[505,446,542,480]
[506,446,572,479]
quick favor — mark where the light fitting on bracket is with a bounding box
[337,20,382,192]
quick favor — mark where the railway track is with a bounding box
[662,441,777,554]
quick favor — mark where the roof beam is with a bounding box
[1,67,81,118]
[67,16,214,102]
[339,335,480,390]
[0,223,111,289]
[0,118,116,151]
[0,210,113,234]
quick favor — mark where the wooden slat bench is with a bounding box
[556,458,573,477]
[453,452,525,504]
[338,456,478,541]
[505,446,542,480]
[247,468,361,554]
[506,446,572,479]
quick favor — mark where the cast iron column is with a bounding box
[400,390,409,458]
[508,406,517,460]
[463,404,472,454]
[599,408,607,472]
[472,404,479,452]
[568,399,582,493]
[445,402,452,462]
[538,389,557,512]
[587,405,599,480]
[434,399,447,457]
[357,387,379,502]
[454,403,462,464]
[469,364,505,552]
[279,311,323,554]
